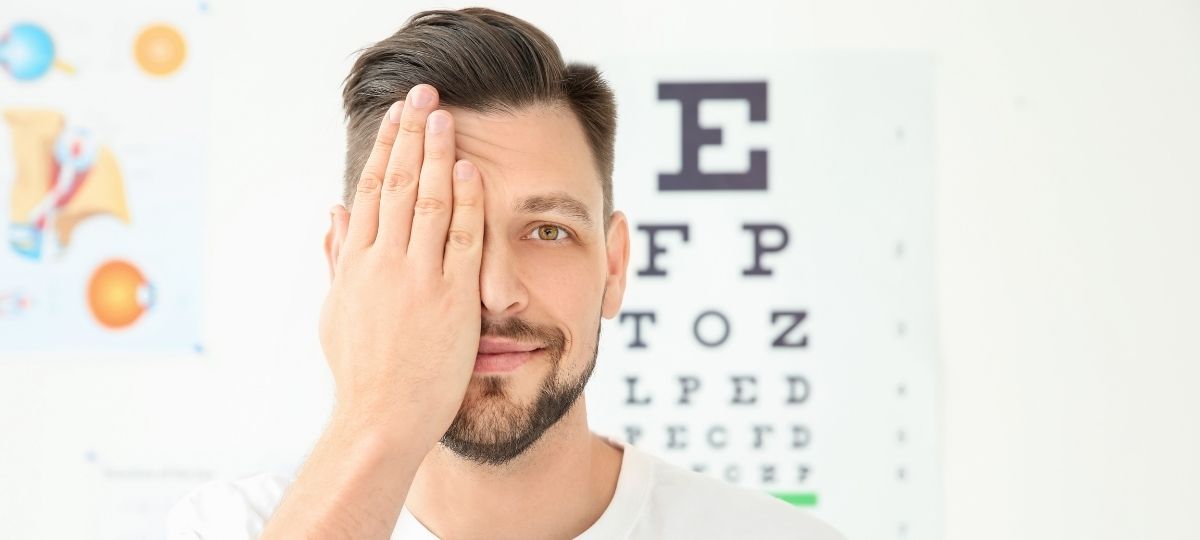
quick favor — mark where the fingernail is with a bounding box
[428,111,449,134]
[455,160,475,180]
[409,85,432,109]
[387,101,403,123]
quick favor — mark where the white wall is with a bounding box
[1,0,1197,538]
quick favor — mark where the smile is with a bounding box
[474,349,543,373]
[475,336,545,374]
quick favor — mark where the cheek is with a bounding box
[516,245,606,347]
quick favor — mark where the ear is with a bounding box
[601,211,630,319]
[324,205,349,283]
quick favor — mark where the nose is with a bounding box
[478,234,528,320]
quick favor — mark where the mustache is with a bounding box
[480,318,566,353]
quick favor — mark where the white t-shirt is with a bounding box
[167,435,844,539]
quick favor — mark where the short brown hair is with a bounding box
[341,7,617,225]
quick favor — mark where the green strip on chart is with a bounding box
[771,491,819,507]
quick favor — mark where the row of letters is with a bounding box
[617,309,809,349]
[624,423,812,451]
[623,374,811,405]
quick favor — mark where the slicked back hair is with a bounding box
[341,8,617,227]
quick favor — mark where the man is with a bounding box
[168,8,843,539]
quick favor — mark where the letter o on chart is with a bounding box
[693,309,730,347]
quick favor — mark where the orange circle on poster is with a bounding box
[133,24,187,76]
[88,260,152,329]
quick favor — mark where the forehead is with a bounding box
[447,104,601,215]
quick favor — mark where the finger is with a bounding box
[345,100,404,249]
[407,109,456,272]
[330,205,350,278]
[377,84,439,253]
[443,159,483,280]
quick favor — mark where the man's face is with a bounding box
[434,104,629,466]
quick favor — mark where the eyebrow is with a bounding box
[514,192,595,230]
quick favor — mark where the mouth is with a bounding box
[474,337,545,374]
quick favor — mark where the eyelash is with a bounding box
[524,223,573,243]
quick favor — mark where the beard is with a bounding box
[439,314,601,467]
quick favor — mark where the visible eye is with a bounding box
[526,224,572,242]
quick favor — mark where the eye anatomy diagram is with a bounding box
[5,109,130,261]
[0,15,204,350]
[132,23,187,77]
[0,22,72,81]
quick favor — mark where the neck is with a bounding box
[405,396,624,539]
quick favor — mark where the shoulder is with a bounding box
[640,456,845,540]
[166,473,292,539]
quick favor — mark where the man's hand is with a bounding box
[263,84,482,539]
[322,83,482,444]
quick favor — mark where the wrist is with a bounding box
[330,399,439,457]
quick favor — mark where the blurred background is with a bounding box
[1,0,1197,538]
